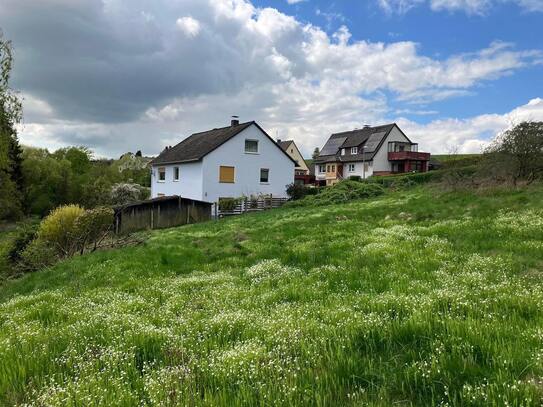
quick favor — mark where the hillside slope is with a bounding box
[2,184,543,405]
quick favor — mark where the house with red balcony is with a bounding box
[314,123,430,186]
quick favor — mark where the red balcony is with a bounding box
[388,151,430,161]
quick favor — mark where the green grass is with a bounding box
[2,184,543,405]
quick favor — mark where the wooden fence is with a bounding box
[114,196,212,234]
[215,195,288,218]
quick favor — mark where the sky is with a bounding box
[1,0,543,158]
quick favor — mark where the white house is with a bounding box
[314,123,430,185]
[150,119,295,203]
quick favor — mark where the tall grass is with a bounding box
[1,184,543,405]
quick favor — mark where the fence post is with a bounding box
[150,206,154,229]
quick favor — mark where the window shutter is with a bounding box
[219,166,235,183]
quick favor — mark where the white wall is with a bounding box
[343,161,374,179]
[372,126,410,172]
[202,124,294,203]
[150,161,203,201]
[315,163,326,181]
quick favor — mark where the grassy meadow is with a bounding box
[1,184,543,405]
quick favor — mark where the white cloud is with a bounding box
[397,98,543,154]
[286,0,306,4]
[176,16,201,37]
[3,0,541,159]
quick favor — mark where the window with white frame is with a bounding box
[319,165,326,173]
[348,164,355,172]
[173,166,179,181]
[245,139,259,153]
[158,167,166,182]
[341,148,345,156]
[351,147,358,154]
[260,168,269,183]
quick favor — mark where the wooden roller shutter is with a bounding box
[219,166,235,183]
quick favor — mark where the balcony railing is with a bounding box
[388,151,430,161]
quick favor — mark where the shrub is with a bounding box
[6,221,38,266]
[367,171,443,188]
[37,204,85,257]
[73,207,114,253]
[287,180,384,207]
[286,183,319,200]
[219,197,243,211]
[17,238,58,274]
[348,175,362,182]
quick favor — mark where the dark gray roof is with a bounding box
[314,123,406,164]
[151,122,253,165]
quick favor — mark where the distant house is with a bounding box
[314,123,430,186]
[150,119,295,203]
[277,139,313,185]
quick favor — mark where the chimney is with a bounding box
[231,115,240,126]
[363,124,371,128]
[277,139,281,143]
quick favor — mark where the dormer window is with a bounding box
[245,139,259,153]
[351,147,358,154]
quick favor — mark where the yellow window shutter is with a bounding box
[219,166,235,183]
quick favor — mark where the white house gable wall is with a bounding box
[372,126,410,172]
[151,161,203,200]
[201,124,294,203]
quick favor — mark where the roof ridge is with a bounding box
[331,123,395,136]
[190,121,254,136]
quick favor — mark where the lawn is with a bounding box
[1,184,543,405]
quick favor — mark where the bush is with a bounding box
[367,171,443,188]
[219,197,243,211]
[17,238,58,274]
[36,204,85,257]
[287,180,384,207]
[73,207,114,253]
[15,206,114,274]
[6,221,38,266]
[286,183,319,200]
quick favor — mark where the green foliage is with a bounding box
[6,221,38,267]
[20,147,151,216]
[285,182,319,200]
[288,179,384,207]
[12,207,114,275]
[0,33,24,221]
[72,207,114,253]
[484,121,543,183]
[2,184,543,405]
[218,197,243,211]
[367,170,444,188]
[35,204,85,257]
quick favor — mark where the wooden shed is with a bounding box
[114,196,212,234]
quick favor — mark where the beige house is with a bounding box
[277,140,310,176]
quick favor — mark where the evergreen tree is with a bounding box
[0,32,24,220]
